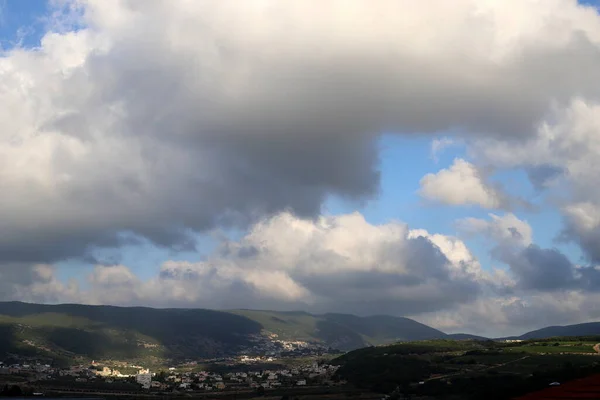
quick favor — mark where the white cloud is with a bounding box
[419,159,507,209]
[430,137,456,163]
[418,290,600,337]
[457,213,533,248]
[0,212,489,316]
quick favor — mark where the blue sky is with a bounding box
[325,134,582,273]
[0,0,48,49]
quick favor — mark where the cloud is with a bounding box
[417,290,600,337]
[563,202,600,263]
[525,165,564,191]
[2,0,600,335]
[0,0,599,267]
[419,159,509,209]
[503,246,578,291]
[1,212,489,316]
[457,212,600,293]
[430,137,456,163]
[472,100,600,262]
[3,210,599,338]
[0,264,79,304]
[457,213,533,248]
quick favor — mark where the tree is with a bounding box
[0,385,22,397]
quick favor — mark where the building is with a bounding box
[136,373,152,389]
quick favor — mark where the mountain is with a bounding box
[446,333,489,341]
[0,301,262,365]
[0,302,446,364]
[231,310,445,350]
[517,322,600,340]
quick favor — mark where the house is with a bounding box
[297,379,306,386]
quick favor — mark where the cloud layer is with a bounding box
[8,210,597,337]
[7,213,484,315]
[2,0,600,336]
[2,0,600,264]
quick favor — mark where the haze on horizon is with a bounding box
[1,0,600,338]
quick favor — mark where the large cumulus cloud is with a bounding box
[2,0,600,265]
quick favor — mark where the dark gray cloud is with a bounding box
[526,165,564,191]
[561,210,600,264]
[498,244,600,292]
[505,246,577,291]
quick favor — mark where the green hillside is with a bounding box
[230,310,445,350]
[0,302,262,365]
[333,338,600,399]
[0,302,446,364]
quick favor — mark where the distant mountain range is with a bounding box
[446,333,490,341]
[1,301,599,365]
[513,322,600,340]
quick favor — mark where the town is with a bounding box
[0,355,344,395]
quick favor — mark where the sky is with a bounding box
[1,0,600,337]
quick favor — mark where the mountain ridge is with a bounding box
[516,321,600,340]
[2,301,600,365]
[0,301,446,364]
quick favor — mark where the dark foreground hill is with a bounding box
[0,302,445,364]
[332,338,600,399]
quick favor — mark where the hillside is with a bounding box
[447,333,489,341]
[518,322,600,340]
[332,338,600,399]
[230,310,445,349]
[0,302,446,364]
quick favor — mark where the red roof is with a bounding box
[514,374,600,399]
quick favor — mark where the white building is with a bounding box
[297,379,306,386]
[136,373,152,389]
